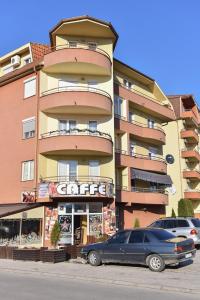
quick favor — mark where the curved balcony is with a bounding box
[115,116,165,145]
[39,129,113,156]
[183,169,200,181]
[184,190,200,200]
[43,44,111,76]
[114,83,175,121]
[181,147,200,162]
[116,187,168,205]
[180,129,199,144]
[115,150,167,173]
[40,86,112,115]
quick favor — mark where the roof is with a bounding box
[49,15,118,49]
[30,43,50,61]
[0,203,42,218]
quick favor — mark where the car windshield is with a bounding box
[191,218,200,227]
[149,229,175,241]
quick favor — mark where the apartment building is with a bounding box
[0,16,175,247]
[164,95,200,217]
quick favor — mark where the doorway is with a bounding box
[74,215,87,245]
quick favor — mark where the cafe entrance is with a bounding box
[58,202,103,245]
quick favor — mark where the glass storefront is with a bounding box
[0,219,42,246]
[58,202,103,245]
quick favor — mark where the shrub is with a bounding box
[178,198,194,217]
[50,220,61,248]
[133,218,140,228]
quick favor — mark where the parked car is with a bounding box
[149,217,200,246]
[81,228,196,272]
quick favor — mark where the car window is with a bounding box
[163,220,176,229]
[177,220,189,227]
[129,231,144,243]
[191,218,200,227]
[150,220,163,228]
[149,229,175,241]
[108,231,130,244]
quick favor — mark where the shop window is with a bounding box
[21,219,42,244]
[89,203,102,213]
[0,220,20,246]
[74,203,86,213]
[24,77,36,98]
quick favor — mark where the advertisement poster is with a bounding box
[103,207,116,235]
[89,215,102,237]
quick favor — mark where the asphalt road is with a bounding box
[0,270,199,300]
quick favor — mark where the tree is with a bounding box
[178,198,194,217]
[133,218,140,228]
[50,220,61,248]
[171,208,176,218]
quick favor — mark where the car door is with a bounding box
[121,230,146,264]
[101,230,131,263]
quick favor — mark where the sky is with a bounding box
[1,0,200,101]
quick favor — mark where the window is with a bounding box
[129,231,144,243]
[177,220,189,228]
[68,41,77,48]
[191,218,200,227]
[87,80,98,92]
[163,220,176,229]
[129,112,134,122]
[2,65,14,75]
[114,96,123,117]
[89,121,97,132]
[59,120,76,132]
[22,160,34,181]
[22,117,35,139]
[58,79,78,90]
[24,77,36,98]
[150,220,163,228]
[149,229,175,241]
[88,42,97,50]
[123,79,132,89]
[130,142,136,156]
[24,56,31,65]
[108,231,130,244]
[58,160,78,180]
[89,160,100,177]
[148,119,155,129]
[149,147,157,159]
[89,203,102,213]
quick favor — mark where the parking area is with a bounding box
[0,249,200,295]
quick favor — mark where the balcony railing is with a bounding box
[43,42,111,60]
[182,146,200,153]
[41,128,112,141]
[114,114,165,133]
[41,86,111,99]
[115,149,166,163]
[40,175,113,184]
[116,185,166,194]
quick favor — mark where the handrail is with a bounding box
[116,185,166,194]
[185,189,200,192]
[182,146,200,153]
[41,86,111,99]
[40,175,113,184]
[114,81,174,111]
[181,128,199,134]
[44,43,111,61]
[114,114,165,133]
[41,128,112,141]
[183,168,200,173]
[115,148,166,163]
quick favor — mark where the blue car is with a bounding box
[81,228,196,272]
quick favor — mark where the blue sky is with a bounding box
[1,0,200,101]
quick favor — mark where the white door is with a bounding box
[58,160,78,181]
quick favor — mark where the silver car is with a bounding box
[149,217,200,246]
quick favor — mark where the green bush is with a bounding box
[178,198,194,217]
[133,218,140,228]
[171,208,176,217]
[50,220,61,248]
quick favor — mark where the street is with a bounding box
[0,251,200,299]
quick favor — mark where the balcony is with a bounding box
[43,44,111,76]
[40,86,112,115]
[37,176,114,202]
[183,169,200,181]
[115,116,166,145]
[114,83,175,121]
[184,190,200,200]
[181,147,200,162]
[181,129,199,144]
[116,187,168,205]
[39,129,113,156]
[115,150,167,173]
[181,110,199,127]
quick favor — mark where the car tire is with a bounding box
[88,251,101,266]
[147,254,165,272]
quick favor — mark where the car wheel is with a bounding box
[147,254,165,272]
[88,251,101,266]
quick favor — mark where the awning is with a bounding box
[0,203,42,218]
[131,168,172,185]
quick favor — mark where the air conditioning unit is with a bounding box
[11,55,21,67]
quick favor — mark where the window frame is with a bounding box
[21,160,34,181]
[22,117,36,139]
[24,76,36,99]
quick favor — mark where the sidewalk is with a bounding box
[0,252,200,295]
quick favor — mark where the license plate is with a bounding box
[185,253,192,258]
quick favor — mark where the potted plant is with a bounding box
[41,221,66,263]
